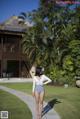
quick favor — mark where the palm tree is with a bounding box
[21,0,79,69]
[18,12,27,24]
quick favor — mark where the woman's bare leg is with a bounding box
[35,91,40,119]
[39,91,45,119]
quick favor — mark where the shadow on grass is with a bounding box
[42,98,61,117]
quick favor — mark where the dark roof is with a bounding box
[0,16,31,33]
[0,25,26,33]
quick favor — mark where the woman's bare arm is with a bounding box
[43,75,52,85]
[29,66,36,78]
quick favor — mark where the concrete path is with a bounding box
[0,78,33,83]
[0,86,60,119]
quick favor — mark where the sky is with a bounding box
[0,0,39,23]
[0,0,80,23]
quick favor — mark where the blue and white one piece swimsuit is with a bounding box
[32,75,52,93]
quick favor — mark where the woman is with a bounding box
[30,66,52,119]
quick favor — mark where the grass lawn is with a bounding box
[0,83,80,119]
[0,89,32,119]
[45,85,80,119]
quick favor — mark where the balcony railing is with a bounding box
[3,44,20,53]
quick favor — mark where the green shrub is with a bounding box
[46,65,75,86]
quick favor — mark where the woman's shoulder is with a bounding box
[41,74,47,78]
[33,76,38,80]
[33,76,36,79]
[40,74,47,79]
[41,74,50,80]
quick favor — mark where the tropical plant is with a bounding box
[21,0,80,85]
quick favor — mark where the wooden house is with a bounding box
[0,16,30,78]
